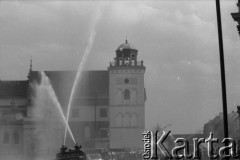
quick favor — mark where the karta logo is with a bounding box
[142,131,240,159]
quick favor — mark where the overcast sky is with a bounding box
[0,0,240,134]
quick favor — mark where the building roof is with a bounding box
[116,40,138,52]
[0,81,29,98]
[0,70,109,107]
[29,70,109,106]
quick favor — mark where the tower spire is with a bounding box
[125,35,128,43]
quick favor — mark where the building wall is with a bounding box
[0,98,28,106]
[69,105,109,122]
[110,128,144,149]
[108,67,145,150]
[68,105,109,149]
[109,106,144,128]
[109,68,145,106]
[0,63,146,159]
[0,124,24,160]
[0,97,28,160]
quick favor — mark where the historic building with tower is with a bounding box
[0,40,146,160]
[108,40,146,149]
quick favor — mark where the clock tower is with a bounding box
[108,40,146,150]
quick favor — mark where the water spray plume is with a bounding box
[40,71,76,144]
[64,8,102,145]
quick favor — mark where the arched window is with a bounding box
[84,126,90,138]
[13,132,20,144]
[124,89,130,100]
[130,89,137,104]
[130,114,138,127]
[116,113,123,127]
[3,132,9,144]
[123,113,130,127]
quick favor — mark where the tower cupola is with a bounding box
[111,40,143,67]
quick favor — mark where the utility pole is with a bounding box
[215,0,229,141]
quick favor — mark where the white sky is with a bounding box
[0,0,240,134]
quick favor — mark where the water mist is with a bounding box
[39,71,76,144]
[64,8,102,145]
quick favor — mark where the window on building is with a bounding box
[3,132,9,144]
[71,108,79,118]
[100,108,107,118]
[99,128,108,138]
[116,113,123,127]
[13,132,20,144]
[130,114,138,127]
[124,89,130,100]
[130,90,137,104]
[123,113,130,127]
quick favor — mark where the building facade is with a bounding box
[0,40,146,160]
[108,40,146,149]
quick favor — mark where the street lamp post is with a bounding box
[215,0,229,141]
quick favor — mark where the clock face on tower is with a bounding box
[124,78,129,84]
